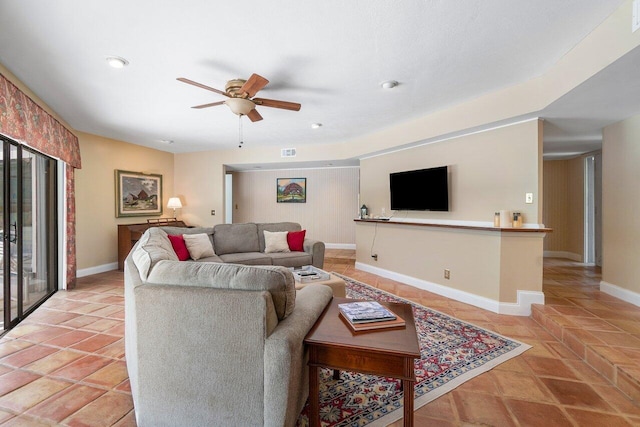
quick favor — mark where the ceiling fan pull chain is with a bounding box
[238,114,244,148]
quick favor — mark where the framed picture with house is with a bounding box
[277,178,306,203]
[115,170,163,217]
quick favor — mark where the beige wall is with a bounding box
[360,120,542,224]
[232,167,358,245]
[602,114,640,294]
[75,132,174,271]
[356,120,545,306]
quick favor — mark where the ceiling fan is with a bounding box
[177,73,301,122]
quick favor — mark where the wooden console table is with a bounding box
[117,219,188,270]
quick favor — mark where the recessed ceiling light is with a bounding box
[380,80,398,89]
[106,56,129,68]
[311,123,322,129]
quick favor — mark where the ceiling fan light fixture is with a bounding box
[106,56,129,68]
[224,97,255,116]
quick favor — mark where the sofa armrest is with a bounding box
[264,284,333,427]
[303,238,325,269]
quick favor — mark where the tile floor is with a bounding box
[0,252,638,426]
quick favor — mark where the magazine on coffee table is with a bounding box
[338,301,397,323]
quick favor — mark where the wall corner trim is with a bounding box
[600,280,640,308]
[355,261,543,316]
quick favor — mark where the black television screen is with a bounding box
[390,166,449,211]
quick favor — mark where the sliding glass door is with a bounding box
[1,137,57,333]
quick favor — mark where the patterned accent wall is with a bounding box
[232,167,359,245]
[0,72,81,288]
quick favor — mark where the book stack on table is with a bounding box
[338,301,406,332]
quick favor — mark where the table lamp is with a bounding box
[167,197,182,218]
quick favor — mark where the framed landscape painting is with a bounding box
[277,178,306,203]
[115,170,163,217]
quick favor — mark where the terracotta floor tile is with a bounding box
[95,339,126,359]
[0,409,12,423]
[0,415,57,426]
[540,377,613,411]
[565,407,635,427]
[62,391,134,427]
[70,333,120,353]
[20,325,73,343]
[26,384,107,422]
[50,354,113,381]
[451,390,516,427]
[82,318,121,333]
[43,330,96,348]
[24,309,80,325]
[23,349,85,374]
[83,361,129,389]
[524,355,580,380]
[589,330,640,348]
[0,344,59,368]
[3,324,47,339]
[0,376,71,412]
[59,315,101,329]
[112,410,138,427]
[0,340,33,358]
[0,370,41,397]
[504,398,573,427]
[493,371,554,402]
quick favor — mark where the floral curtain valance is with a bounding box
[0,72,81,169]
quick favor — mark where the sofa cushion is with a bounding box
[161,226,215,250]
[167,234,190,261]
[267,252,313,268]
[183,233,216,260]
[257,222,301,252]
[264,231,291,253]
[218,252,272,265]
[213,223,259,255]
[132,228,178,281]
[287,230,306,252]
[145,262,296,319]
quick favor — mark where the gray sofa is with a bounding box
[124,227,333,426]
[161,221,324,269]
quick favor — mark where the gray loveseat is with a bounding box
[124,227,333,426]
[161,221,324,269]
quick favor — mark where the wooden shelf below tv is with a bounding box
[354,218,552,233]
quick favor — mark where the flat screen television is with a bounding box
[390,166,449,211]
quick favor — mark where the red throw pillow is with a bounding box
[287,230,306,252]
[168,234,190,261]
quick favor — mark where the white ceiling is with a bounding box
[0,0,636,160]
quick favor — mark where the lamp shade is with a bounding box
[167,197,182,209]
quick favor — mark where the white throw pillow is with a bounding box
[183,233,216,260]
[263,230,291,253]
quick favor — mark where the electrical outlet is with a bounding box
[211,210,216,216]
[525,193,533,204]
[444,269,450,280]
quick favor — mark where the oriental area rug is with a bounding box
[296,274,531,427]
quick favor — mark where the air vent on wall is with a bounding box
[281,148,297,158]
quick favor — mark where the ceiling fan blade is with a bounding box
[240,73,269,98]
[177,77,229,97]
[247,108,263,122]
[191,101,226,109]
[253,98,301,111]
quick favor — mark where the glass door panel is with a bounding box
[1,139,56,334]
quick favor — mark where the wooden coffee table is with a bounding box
[304,297,421,427]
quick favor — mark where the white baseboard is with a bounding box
[325,243,356,250]
[544,251,582,262]
[600,280,640,308]
[77,262,118,278]
[355,262,544,316]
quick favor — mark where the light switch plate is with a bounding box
[525,193,533,204]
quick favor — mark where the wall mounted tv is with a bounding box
[390,166,449,211]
